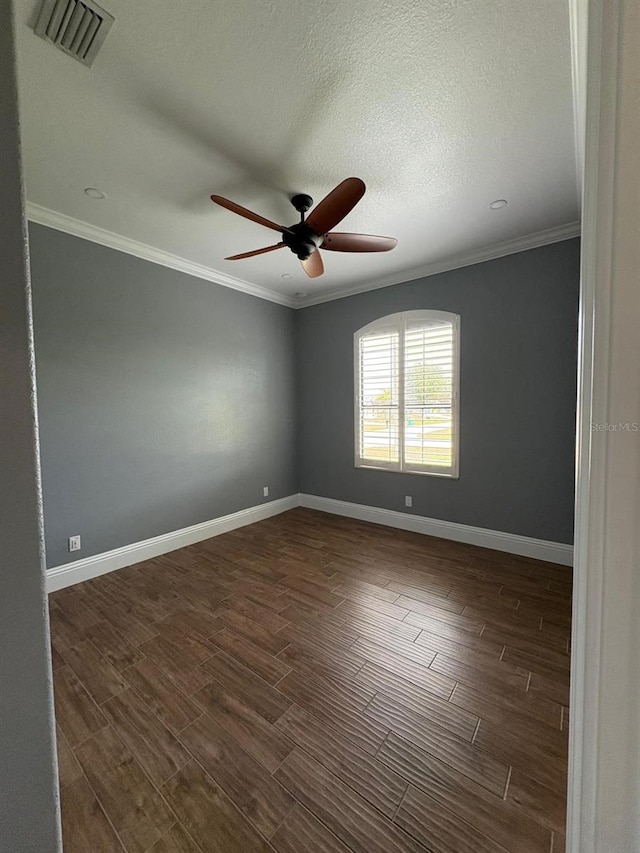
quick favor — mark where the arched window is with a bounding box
[354,310,460,477]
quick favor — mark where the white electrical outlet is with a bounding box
[263,486,269,497]
[405,496,412,508]
[68,535,81,552]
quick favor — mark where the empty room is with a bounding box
[2,1,638,852]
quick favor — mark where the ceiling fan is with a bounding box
[210,177,397,278]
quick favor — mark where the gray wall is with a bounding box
[0,2,61,850]
[30,225,296,568]
[296,239,580,544]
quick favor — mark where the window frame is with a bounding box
[353,309,460,478]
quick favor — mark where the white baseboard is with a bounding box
[46,495,300,592]
[299,494,573,566]
[46,491,572,592]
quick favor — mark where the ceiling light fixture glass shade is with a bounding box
[84,187,107,199]
[489,199,508,209]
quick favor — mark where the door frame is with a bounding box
[568,0,640,848]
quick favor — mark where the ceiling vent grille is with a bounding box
[34,0,114,67]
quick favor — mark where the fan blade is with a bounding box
[322,232,398,252]
[211,195,286,234]
[306,178,366,235]
[301,250,324,278]
[225,243,286,260]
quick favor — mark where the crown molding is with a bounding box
[26,202,296,308]
[297,220,582,308]
[26,203,580,311]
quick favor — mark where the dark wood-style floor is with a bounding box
[49,508,571,853]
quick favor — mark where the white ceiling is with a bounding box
[15,0,579,306]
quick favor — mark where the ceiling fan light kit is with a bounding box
[210,177,397,279]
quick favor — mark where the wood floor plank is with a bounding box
[162,760,273,853]
[202,651,292,723]
[355,663,460,712]
[213,608,290,655]
[275,749,427,853]
[333,602,422,642]
[336,593,410,621]
[138,634,215,696]
[395,783,514,853]
[404,608,485,638]
[102,687,191,785]
[211,627,292,684]
[385,581,458,608]
[474,719,568,793]
[50,644,66,671]
[53,665,109,747]
[528,672,571,707]
[151,620,219,663]
[356,663,475,737]
[429,652,530,694]
[450,681,563,731]
[397,594,479,624]
[506,768,567,835]
[552,833,566,852]
[83,620,145,671]
[61,639,128,705]
[60,777,125,852]
[271,804,354,853]
[122,658,202,733]
[280,575,346,608]
[369,696,508,796]
[48,603,84,651]
[192,681,294,773]
[333,579,403,604]
[278,596,356,630]
[53,586,102,632]
[483,623,571,663]
[277,635,366,681]
[75,725,175,852]
[223,595,290,633]
[55,724,83,789]
[277,613,360,651]
[276,704,408,818]
[277,670,386,755]
[228,577,288,605]
[480,611,567,645]
[178,713,295,838]
[156,607,224,642]
[284,663,375,710]
[351,634,438,673]
[100,600,160,646]
[148,823,201,852]
[501,645,570,682]
[413,626,504,662]
[380,735,551,852]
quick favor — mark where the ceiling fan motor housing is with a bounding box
[282,222,323,260]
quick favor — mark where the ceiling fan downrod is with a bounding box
[284,194,321,260]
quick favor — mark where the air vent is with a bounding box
[34,0,114,67]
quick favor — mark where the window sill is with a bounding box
[355,462,459,479]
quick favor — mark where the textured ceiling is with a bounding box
[15,0,578,303]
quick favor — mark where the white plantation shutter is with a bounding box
[358,329,400,466]
[355,311,459,476]
[404,319,455,471]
